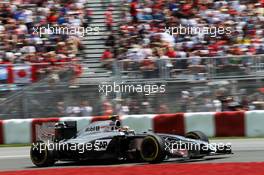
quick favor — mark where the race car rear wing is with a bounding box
[35,121,77,142]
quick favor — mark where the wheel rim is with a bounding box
[141,137,159,161]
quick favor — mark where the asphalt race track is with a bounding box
[0,138,264,171]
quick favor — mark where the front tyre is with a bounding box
[30,141,55,167]
[140,135,166,163]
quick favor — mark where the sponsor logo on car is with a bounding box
[94,139,111,151]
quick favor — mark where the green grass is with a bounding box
[210,137,264,140]
[0,144,30,148]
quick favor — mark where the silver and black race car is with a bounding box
[30,116,232,167]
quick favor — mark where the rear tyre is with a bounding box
[30,141,55,167]
[140,135,166,163]
[185,131,209,159]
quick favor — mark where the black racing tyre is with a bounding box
[30,141,55,167]
[185,131,209,143]
[140,135,166,163]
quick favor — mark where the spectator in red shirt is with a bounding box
[181,3,193,17]
[166,46,177,58]
[248,46,257,55]
[47,11,58,24]
[101,49,113,69]
[130,0,138,23]
[261,0,264,7]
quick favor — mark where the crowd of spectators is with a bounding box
[56,100,94,117]
[104,0,264,77]
[98,87,264,115]
[57,99,170,117]
[0,0,85,79]
[59,91,260,117]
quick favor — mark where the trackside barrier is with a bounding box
[0,111,264,144]
[184,112,215,137]
[121,114,156,132]
[91,116,112,123]
[3,119,33,144]
[215,111,245,137]
[0,120,3,144]
[245,111,264,137]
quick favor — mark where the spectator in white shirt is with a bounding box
[79,100,93,116]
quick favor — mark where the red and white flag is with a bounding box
[8,65,37,84]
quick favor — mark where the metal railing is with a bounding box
[115,54,264,81]
[1,78,263,119]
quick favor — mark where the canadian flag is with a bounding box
[8,65,37,84]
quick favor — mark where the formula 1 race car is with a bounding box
[30,116,232,167]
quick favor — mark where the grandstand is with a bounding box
[78,0,122,83]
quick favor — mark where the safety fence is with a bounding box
[0,111,264,144]
[1,56,264,119]
[116,54,264,81]
[1,79,264,119]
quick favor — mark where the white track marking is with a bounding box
[0,155,28,159]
